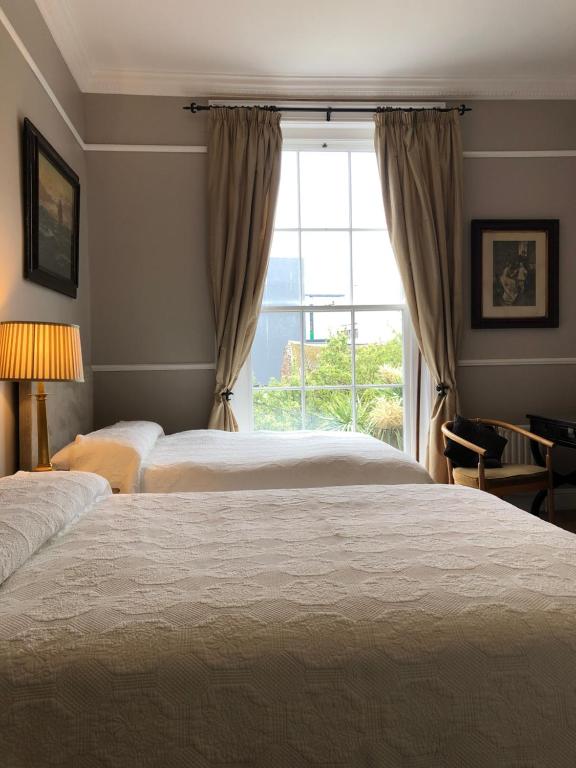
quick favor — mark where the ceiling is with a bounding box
[35,0,576,98]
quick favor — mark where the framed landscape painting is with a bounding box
[23,118,80,298]
[471,219,559,329]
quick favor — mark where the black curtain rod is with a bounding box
[182,102,471,122]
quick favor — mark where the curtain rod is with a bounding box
[182,102,471,122]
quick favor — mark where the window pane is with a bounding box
[356,387,404,449]
[305,389,353,431]
[351,153,387,229]
[354,311,403,385]
[252,312,301,387]
[263,231,301,305]
[304,312,352,385]
[302,231,350,305]
[254,389,302,431]
[274,151,298,228]
[352,232,404,305]
[253,149,410,445]
[299,152,349,228]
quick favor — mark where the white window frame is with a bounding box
[239,119,421,456]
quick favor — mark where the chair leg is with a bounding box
[547,481,555,525]
[546,447,555,525]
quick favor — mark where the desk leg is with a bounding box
[528,439,547,518]
[530,438,545,467]
[531,489,547,518]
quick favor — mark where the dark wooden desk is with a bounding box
[527,414,576,515]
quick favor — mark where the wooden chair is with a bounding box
[441,419,555,523]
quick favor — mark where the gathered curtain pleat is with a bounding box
[373,110,464,482]
[207,107,282,430]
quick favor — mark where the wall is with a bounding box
[84,95,215,432]
[458,101,576,423]
[84,95,576,436]
[0,1,93,474]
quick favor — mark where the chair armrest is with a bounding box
[441,424,487,456]
[478,419,554,449]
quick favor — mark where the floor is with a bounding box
[550,509,576,533]
[504,494,576,533]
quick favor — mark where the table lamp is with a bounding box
[0,321,84,471]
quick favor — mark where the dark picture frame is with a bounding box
[23,118,80,298]
[471,219,559,329]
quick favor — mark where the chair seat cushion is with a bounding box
[453,463,547,488]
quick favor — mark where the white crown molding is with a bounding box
[79,70,576,100]
[34,0,94,91]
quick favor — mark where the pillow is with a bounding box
[444,415,508,469]
[51,421,164,493]
[0,471,111,585]
[51,441,75,470]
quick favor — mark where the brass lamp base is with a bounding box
[33,381,52,472]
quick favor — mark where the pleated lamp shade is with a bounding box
[0,321,84,382]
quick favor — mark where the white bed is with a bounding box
[2,471,576,767]
[52,420,432,492]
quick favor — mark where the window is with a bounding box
[251,143,413,451]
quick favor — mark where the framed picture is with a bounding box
[471,219,559,329]
[23,118,80,298]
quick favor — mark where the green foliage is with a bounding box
[253,329,404,447]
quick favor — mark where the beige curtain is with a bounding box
[207,107,282,430]
[374,110,464,482]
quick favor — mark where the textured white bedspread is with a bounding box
[142,428,431,491]
[1,481,576,766]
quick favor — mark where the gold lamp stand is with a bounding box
[34,382,52,472]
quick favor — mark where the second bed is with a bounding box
[52,420,432,492]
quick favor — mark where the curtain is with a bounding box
[207,107,282,430]
[374,110,464,482]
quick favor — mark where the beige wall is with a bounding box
[458,101,576,423]
[0,3,92,474]
[86,96,576,434]
[85,95,215,432]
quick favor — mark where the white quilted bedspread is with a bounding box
[142,428,431,491]
[2,481,576,766]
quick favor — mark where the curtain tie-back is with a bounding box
[436,383,449,398]
[221,389,234,402]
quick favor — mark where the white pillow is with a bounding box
[51,421,164,493]
[0,471,111,585]
[51,441,75,470]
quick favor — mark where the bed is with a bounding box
[51,420,432,492]
[1,471,576,767]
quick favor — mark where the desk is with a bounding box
[527,414,576,516]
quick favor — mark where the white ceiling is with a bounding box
[35,0,576,98]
